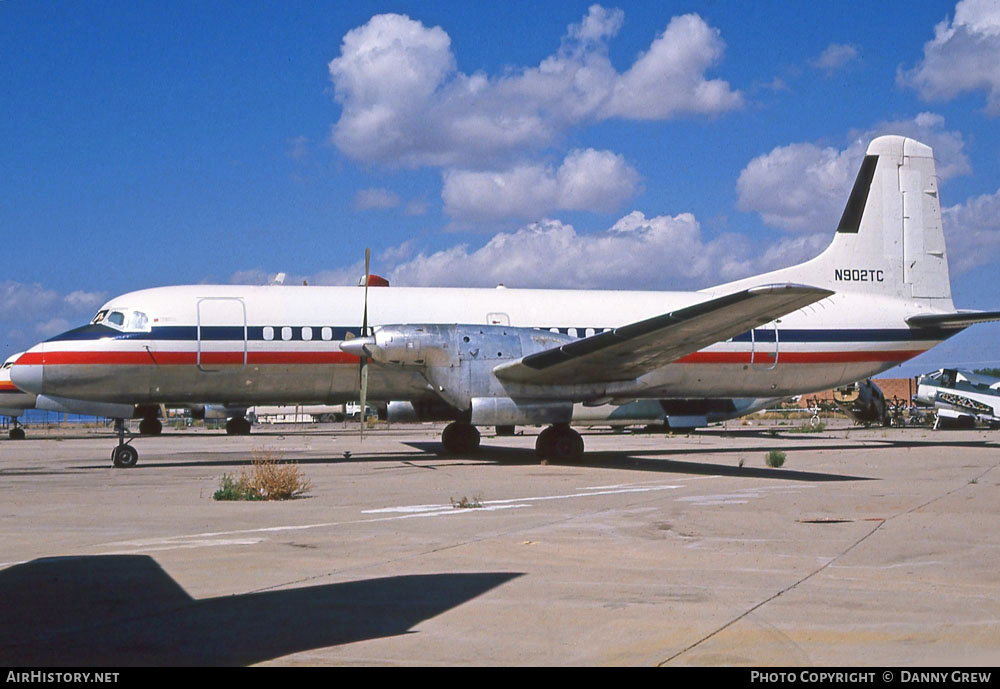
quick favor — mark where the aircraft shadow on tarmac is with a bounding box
[51,430,995,476]
[0,555,520,666]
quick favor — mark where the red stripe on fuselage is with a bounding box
[17,350,364,366]
[21,348,927,366]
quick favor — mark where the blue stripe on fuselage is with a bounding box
[45,323,958,344]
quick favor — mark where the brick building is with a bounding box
[796,377,918,408]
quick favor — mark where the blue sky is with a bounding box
[3,0,999,377]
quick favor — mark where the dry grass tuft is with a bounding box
[214,448,312,501]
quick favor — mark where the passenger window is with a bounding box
[321,327,332,341]
[302,326,313,341]
[263,327,274,341]
[281,327,292,341]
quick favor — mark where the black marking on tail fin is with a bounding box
[837,155,878,234]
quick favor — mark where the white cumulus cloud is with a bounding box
[900,0,1000,115]
[810,43,860,73]
[942,186,1000,273]
[442,149,640,221]
[328,7,742,168]
[736,114,970,233]
[379,211,817,290]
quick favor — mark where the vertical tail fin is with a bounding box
[733,136,954,306]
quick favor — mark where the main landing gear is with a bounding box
[111,418,139,468]
[441,421,481,454]
[535,423,584,462]
[225,416,252,435]
[138,416,162,435]
[439,421,585,462]
[8,418,25,440]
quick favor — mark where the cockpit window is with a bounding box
[93,308,151,333]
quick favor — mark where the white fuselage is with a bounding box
[11,283,949,407]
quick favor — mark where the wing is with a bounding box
[492,284,833,386]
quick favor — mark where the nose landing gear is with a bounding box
[111,419,139,468]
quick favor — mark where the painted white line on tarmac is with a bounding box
[92,482,682,554]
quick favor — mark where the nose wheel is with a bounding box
[111,418,139,468]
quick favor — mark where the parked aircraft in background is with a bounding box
[914,368,1000,429]
[832,379,890,427]
[1,354,33,439]
[2,353,142,439]
[12,136,1000,466]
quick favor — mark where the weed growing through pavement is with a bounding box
[213,448,312,501]
[766,449,787,468]
[451,494,484,509]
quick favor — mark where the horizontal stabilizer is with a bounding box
[493,284,833,386]
[906,310,1000,329]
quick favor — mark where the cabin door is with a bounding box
[196,298,248,372]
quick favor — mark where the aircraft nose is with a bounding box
[10,348,45,395]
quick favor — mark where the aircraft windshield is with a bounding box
[91,308,151,333]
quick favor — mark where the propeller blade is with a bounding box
[359,247,371,443]
[359,359,368,443]
[362,248,370,337]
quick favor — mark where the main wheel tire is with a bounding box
[225,417,252,435]
[9,427,25,440]
[535,426,558,459]
[442,422,480,454]
[139,418,162,435]
[112,445,139,468]
[549,428,584,462]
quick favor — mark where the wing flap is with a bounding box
[493,284,833,385]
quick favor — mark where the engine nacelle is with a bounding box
[470,397,573,426]
[387,399,462,423]
[347,324,581,412]
[188,404,247,420]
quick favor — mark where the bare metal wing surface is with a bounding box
[492,284,833,385]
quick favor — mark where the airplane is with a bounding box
[1,354,33,439]
[914,368,1000,429]
[11,136,1000,467]
[831,378,890,427]
[1,352,144,439]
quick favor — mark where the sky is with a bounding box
[2,0,999,378]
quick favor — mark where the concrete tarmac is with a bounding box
[0,421,998,666]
